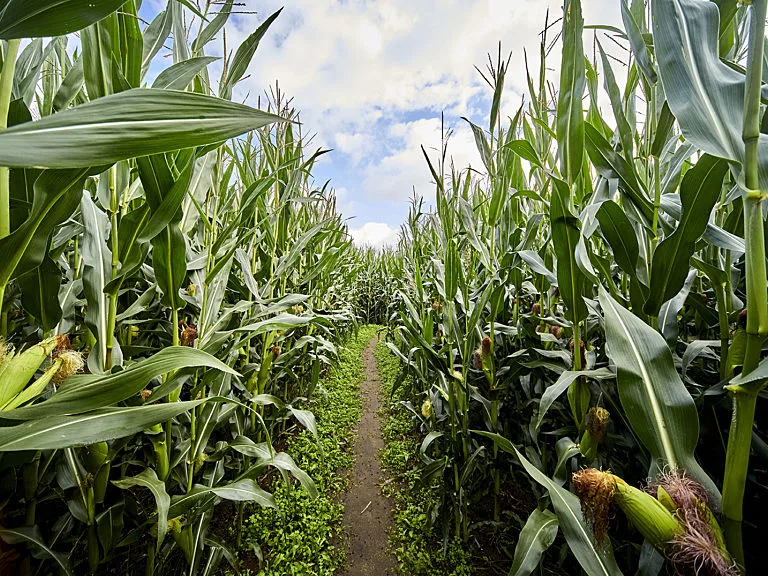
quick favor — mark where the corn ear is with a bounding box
[579,407,610,461]
[578,429,598,461]
[0,347,17,390]
[1,357,62,411]
[657,485,677,513]
[613,477,682,547]
[698,495,729,557]
[0,336,60,407]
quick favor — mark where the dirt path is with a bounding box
[340,336,396,576]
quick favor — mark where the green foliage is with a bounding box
[379,2,768,574]
[375,341,473,576]
[0,2,368,573]
[236,326,377,575]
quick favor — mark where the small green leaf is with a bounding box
[113,469,170,549]
[509,509,559,576]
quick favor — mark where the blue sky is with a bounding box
[140,0,623,246]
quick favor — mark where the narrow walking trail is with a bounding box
[341,336,396,575]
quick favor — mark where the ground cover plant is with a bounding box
[376,339,474,576]
[236,325,377,575]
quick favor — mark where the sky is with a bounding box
[142,0,625,247]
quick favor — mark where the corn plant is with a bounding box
[382,1,767,574]
[0,2,362,574]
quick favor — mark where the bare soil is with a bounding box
[340,337,396,576]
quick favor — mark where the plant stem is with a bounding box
[715,280,730,381]
[723,387,758,566]
[105,166,119,371]
[0,39,20,337]
[0,39,19,238]
[723,0,768,566]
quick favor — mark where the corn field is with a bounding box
[0,1,371,573]
[0,0,766,575]
[381,1,767,574]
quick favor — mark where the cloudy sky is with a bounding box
[143,0,624,247]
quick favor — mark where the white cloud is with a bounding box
[333,186,358,219]
[361,117,483,204]
[197,0,624,225]
[349,222,399,248]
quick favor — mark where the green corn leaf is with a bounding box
[445,240,460,301]
[658,269,697,345]
[117,1,142,89]
[509,509,559,576]
[168,480,275,521]
[714,0,739,56]
[152,56,218,90]
[597,41,633,156]
[556,0,586,183]
[595,200,640,278]
[0,0,125,39]
[598,286,720,505]
[620,0,657,85]
[235,313,313,335]
[14,38,51,108]
[139,160,196,243]
[211,479,276,506]
[465,118,493,174]
[170,0,190,63]
[112,469,170,550]
[288,406,324,459]
[0,89,284,169]
[220,8,282,99]
[585,123,654,221]
[136,153,194,311]
[517,250,557,285]
[489,55,506,134]
[141,8,172,78]
[229,436,318,499]
[503,139,542,168]
[653,0,768,188]
[729,353,768,390]
[550,177,588,324]
[81,14,116,100]
[659,193,745,253]
[2,347,237,420]
[651,101,676,158]
[80,190,119,373]
[151,224,186,312]
[192,0,234,53]
[0,168,92,287]
[0,526,72,575]
[535,368,615,431]
[0,399,209,451]
[458,197,491,269]
[644,155,728,316]
[17,254,62,332]
[52,56,84,112]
